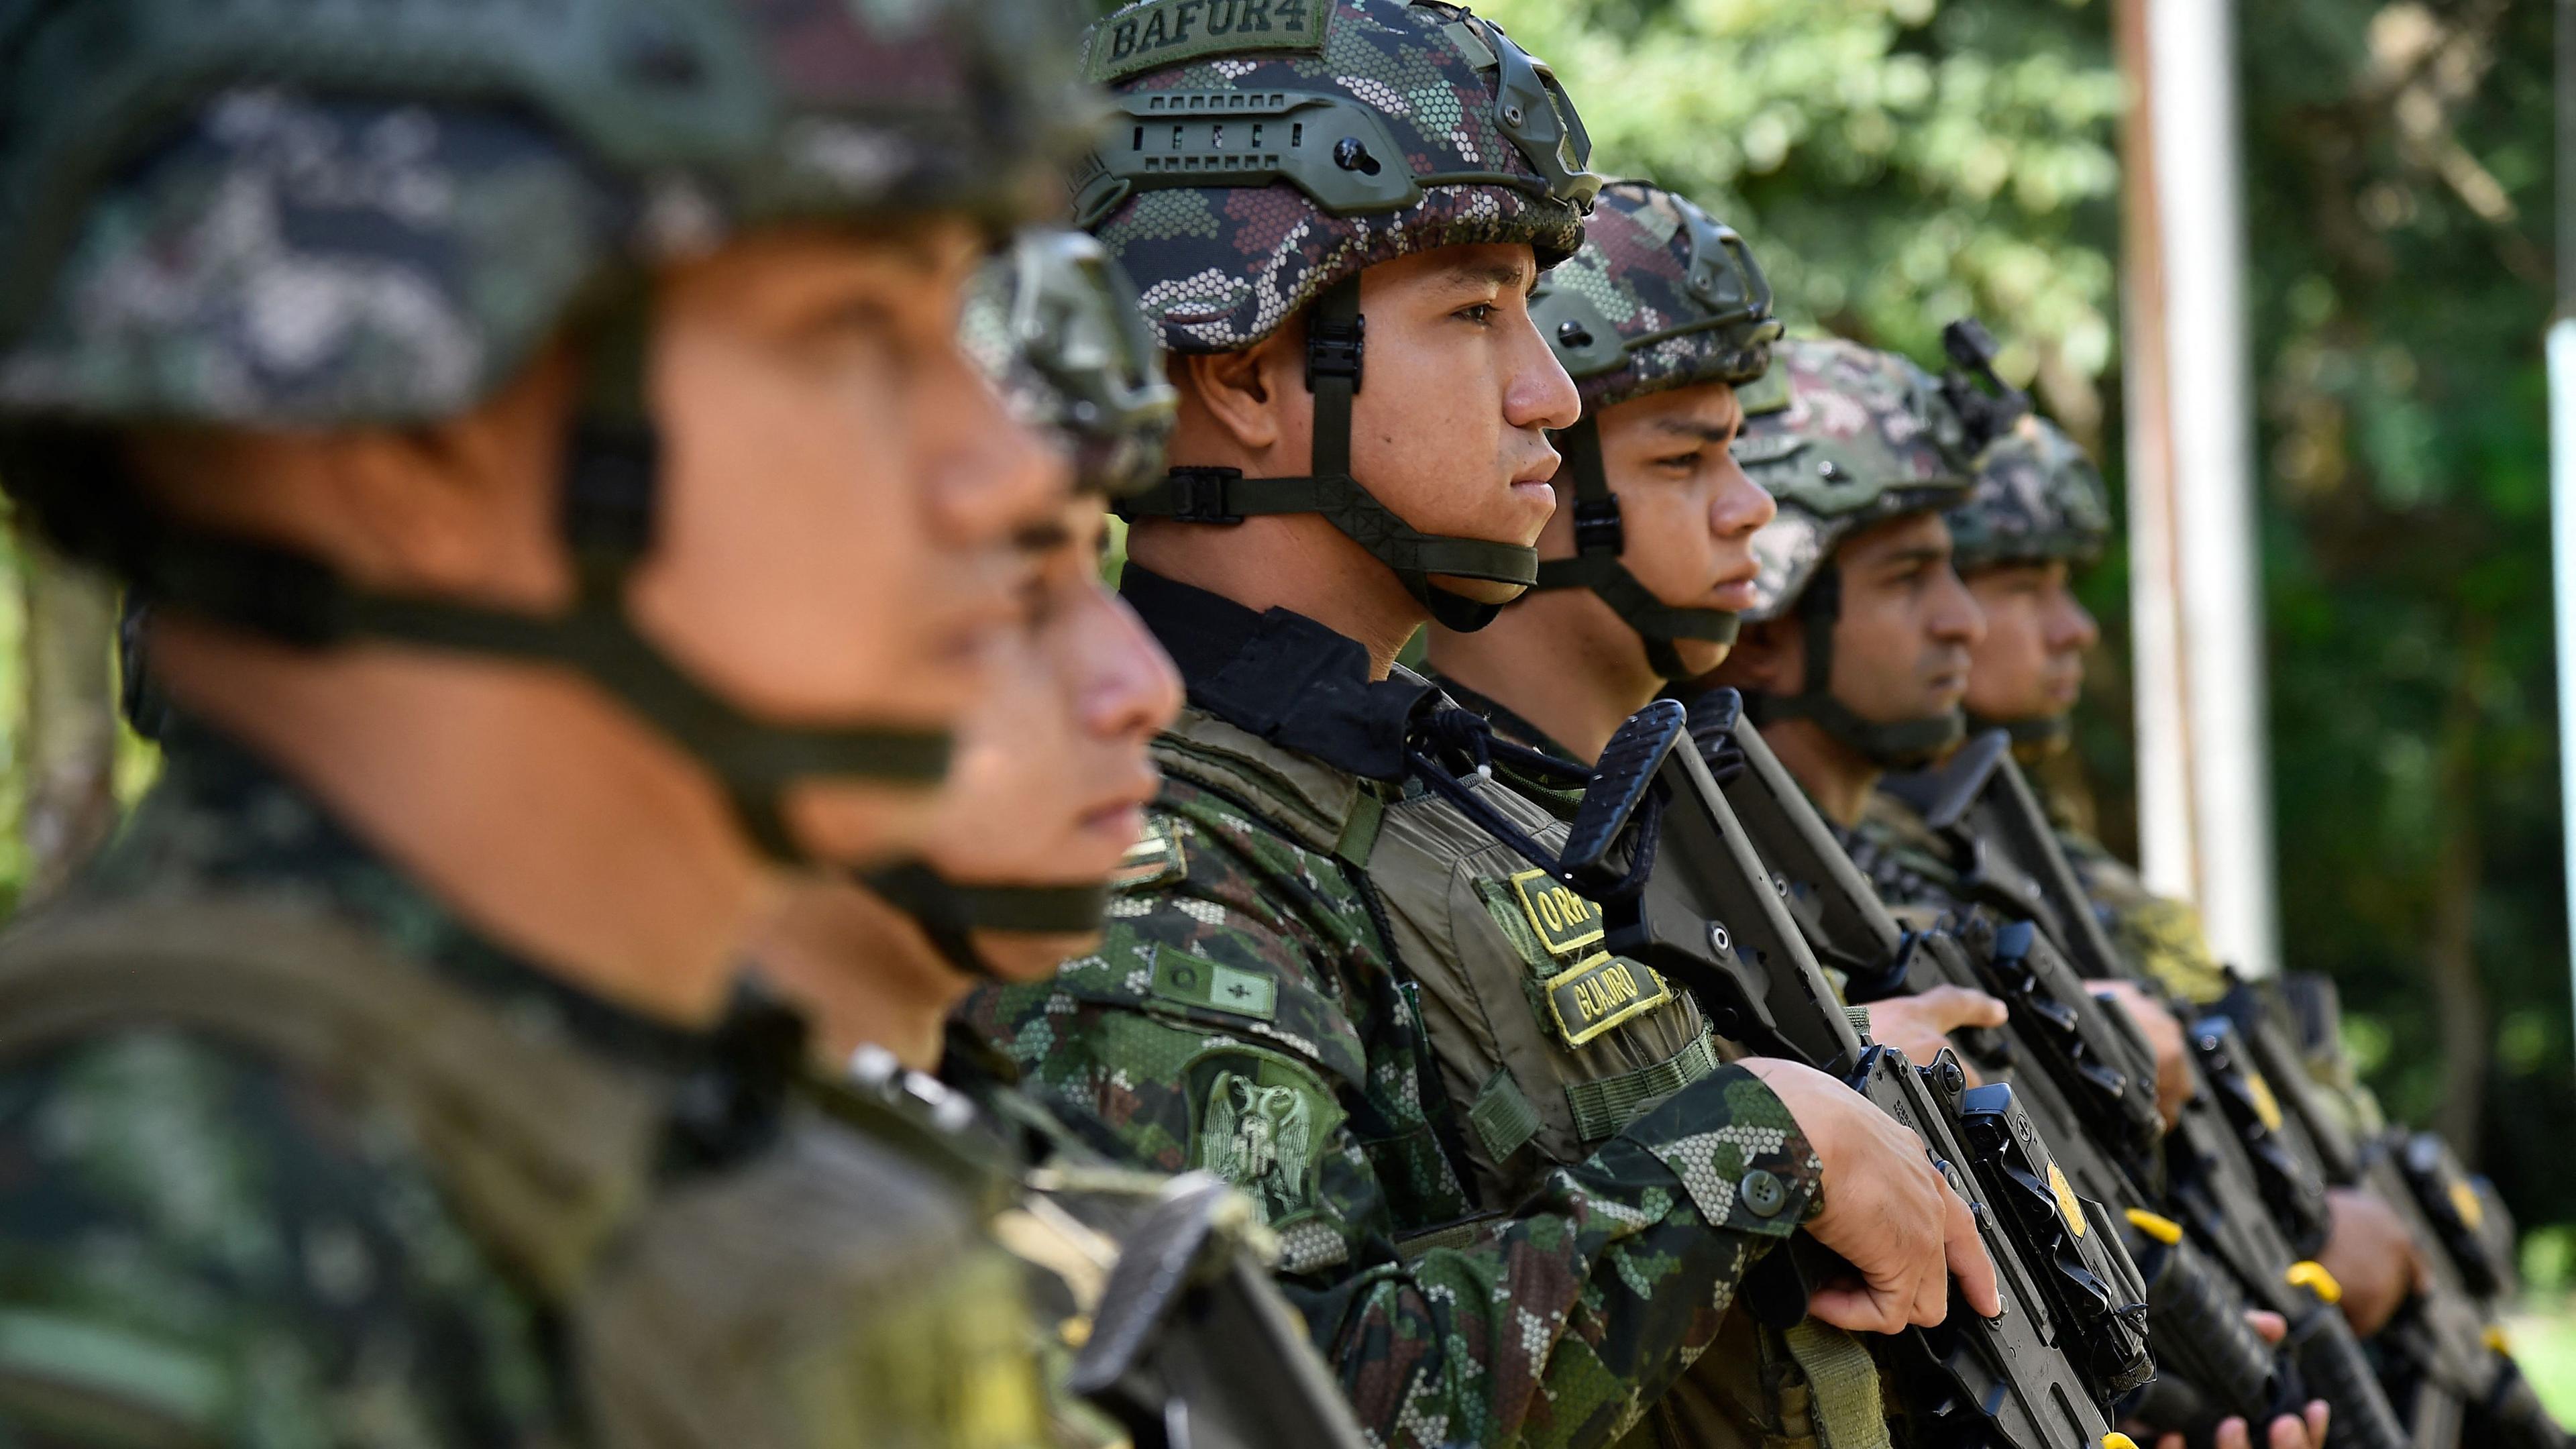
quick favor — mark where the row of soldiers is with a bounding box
[0,0,2557,1446]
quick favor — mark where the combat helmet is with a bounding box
[1733,336,1974,767]
[1076,0,1604,631]
[0,0,1095,861]
[962,229,1177,498]
[1948,415,2111,576]
[1519,180,1778,676]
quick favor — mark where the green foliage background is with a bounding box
[1472,0,2576,1269]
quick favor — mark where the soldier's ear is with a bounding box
[1169,326,1300,460]
[1719,616,1804,695]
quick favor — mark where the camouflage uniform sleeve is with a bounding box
[0,1028,566,1447]
[961,792,1821,1449]
[2056,827,2232,1006]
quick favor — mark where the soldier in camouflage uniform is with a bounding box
[0,1,1101,1444]
[963,8,2002,1446]
[1939,392,2432,1348]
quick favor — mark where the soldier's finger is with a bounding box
[1806,1279,1911,1336]
[2304,1401,2329,1444]
[2214,1417,2251,1449]
[2266,1414,2308,1449]
[1940,1177,1999,1319]
[2243,1309,2288,1344]
[1920,985,2008,1031]
[2155,1435,2184,1449]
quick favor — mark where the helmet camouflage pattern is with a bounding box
[1947,412,2112,574]
[961,229,1176,497]
[0,0,1097,427]
[1532,180,1780,412]
[1072,0,1600,355]
[1734,337,1971,623]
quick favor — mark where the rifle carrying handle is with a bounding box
[2285,1301,2411,1449]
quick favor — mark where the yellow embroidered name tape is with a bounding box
[1542,953,1673,1049]
[1509,867,1605,959]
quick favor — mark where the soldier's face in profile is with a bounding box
[1824,512,1986,726]
[1245,242,1579,606]
[1572,378,1774,676]
[915,500,1181,978]
[634,219,1075,863]
[1960,560,2096,727]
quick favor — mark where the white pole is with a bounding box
[2550,319,2576,1059]
[2127,0,2279,977]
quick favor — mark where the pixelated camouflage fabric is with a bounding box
[959,745,1822,1449]
[1947,413,2112,574]
[0,715,682,1445]
[0,0,1091,425]
[1735,338,1972,621]
[1082,0,1589,354]
[1553,181,1774,412]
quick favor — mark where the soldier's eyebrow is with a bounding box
[1868,543,1950,572]
[1014,517,1075,556]
[1436,256,1538,296]
[1650,419,1739,444]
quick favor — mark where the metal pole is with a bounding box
[2551,0,2576,1079]
[2120,0,2279,977]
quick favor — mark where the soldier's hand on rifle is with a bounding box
[1739,1058,2002,1332]
[1865,985,2007,1085]
[2091,979,2190,1130]
[2315,1185,2429,1337]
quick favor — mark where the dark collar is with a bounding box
[1120,565,1432,781]
[1421,669,1580,763]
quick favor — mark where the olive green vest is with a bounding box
[1153,694,1890,1449]
[0,895,1048,1449]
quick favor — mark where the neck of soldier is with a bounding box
[1128,516,1426,679]
[150,617,778,1030]
[752,881,959,1070]
[1758,713,1883,829]
[1424,589,1662,760]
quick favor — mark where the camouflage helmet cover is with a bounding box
[1947,412,2112,574]
[1735,337,1971,622]
[1532,180,1780,413]
[961,229,1176,496]
[1073,0,1599,355]
[0,0,1098,427]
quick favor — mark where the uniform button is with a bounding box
[1740,1168,1789,1218]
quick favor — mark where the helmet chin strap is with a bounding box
[7,287,953,865]
[859,860,1112,981]
[1741,561,1965,771]
[1117,275,1540,632]
[1523,413,1740,678]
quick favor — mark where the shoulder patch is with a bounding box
[1540,953,1676,1049]
[1147,944,1279,1021]
[1507,867,1605,960]
[1085,0,1332,84]
[1111,816,1189,892]
[1182,1045,1345,1228]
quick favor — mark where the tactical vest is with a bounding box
[1153,697,1889,1449]
[0,895,1049,1449]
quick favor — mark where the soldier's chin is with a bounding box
[1671,637,1733,680]
[973,927,1104,983]
[1426,574,1531,607]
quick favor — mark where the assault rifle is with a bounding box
[1558,699,2155,1449]
[2207,977,2570,1449]
[1694,696,2330,1445]
[1882,733,2414,1449]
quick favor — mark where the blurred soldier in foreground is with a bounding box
[754,234,1368,1449]
[964,5,1998,1444]
[0,1,1094,1443]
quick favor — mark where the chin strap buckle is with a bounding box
[1572,496,1625,555]
[1161,466,1245,525]
[1305,311,1366,391]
